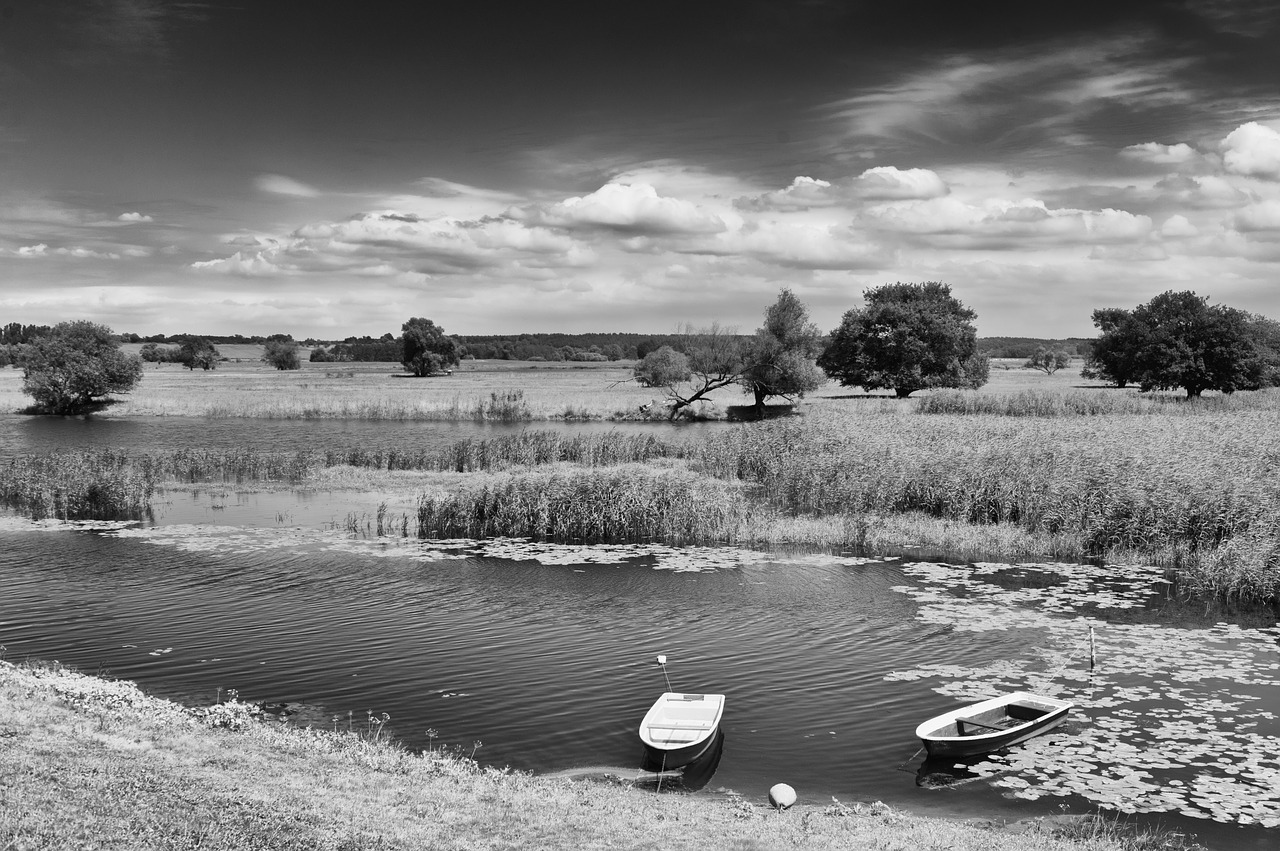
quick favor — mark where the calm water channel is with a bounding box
[2,416,1278,850]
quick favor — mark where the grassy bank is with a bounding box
[0,659,1175,851]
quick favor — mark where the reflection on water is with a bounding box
[0,413,714,456]
[635,729,726,793]
[1,490,1278,849]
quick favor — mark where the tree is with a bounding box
[1081,308,1140,387]
[1025,347,1071,375]
[739,288,825,413]
[632,325,745,419]
[634,345,691,388]
[20,320,143,413]
[817,281,988,398]
[401,317,462,376]
[262,340,301,370]
[177,336,220,370]
[1084,290,1279,398]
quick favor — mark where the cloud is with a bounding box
[854,167,949,201]
[826,38,1195,156]
[54,246,122,259]
[1152,175,1253,210]
[191,211,596,281]
[190,251,292,277]
[118,211,154,223]
[863,197,1153,249]
[3,243,126,260]
[693,222,892,270]
[1120,142,1201,167]
[1233,200,1280,234]
[1088,244,1168,262]
[1160,215,1199,238]
[254,174,320,198]
[735,167,948,211]
[735,176,837,212]
[511,183,725,236]
[1220,122,1280,181]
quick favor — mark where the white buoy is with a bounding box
[768,783,797,810]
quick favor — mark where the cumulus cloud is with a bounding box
[863,197,1152,249]
[117,211,154,222]
[13,243,49,257]
[735,167,948,211]
[1234,200,1280,233]
[1120,142,1200,166]
[1221,122,1280,181]
[1152,175,1253,210]
[1160,215,1199,238]
[735,176,837,212]
[853,167,949,200]
[511,183,725,235]
[254,174,320,197]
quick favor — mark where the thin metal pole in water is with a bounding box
[1089,626,1096,671]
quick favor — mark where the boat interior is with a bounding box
[948,701,1053,737]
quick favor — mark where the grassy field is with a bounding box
[0,357,724,420]
[0,356,1114,421]
[0,659,1182,851]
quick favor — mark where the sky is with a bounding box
[2,0,1280,339]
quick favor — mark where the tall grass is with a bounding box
[916,388,1280,417]
[0,451,155,519]
[691,408,1280,600]
[416,465,748,544]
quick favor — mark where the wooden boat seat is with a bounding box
[647,721,713,730]
[956,717,1012,734]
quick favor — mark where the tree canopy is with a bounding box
[20,320,143,413]
[1025,347,1071,375]
[632,324,745,419]
[1082,290,1280,397]
[262,340,301,370]
[817,281,988,397]
[177,336,220,371]
[739,288,825,411]
[633,345,691,388]
[401,317,462,376]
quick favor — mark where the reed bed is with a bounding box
[0,451,155,519]
[915,388,1280,416]
[416,464,748,544]
[691,407,1280,600]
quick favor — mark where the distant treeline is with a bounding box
[120,331,316,346]
[2,319,1091,365]
[976,337,1093,358]
[456,333,680,361]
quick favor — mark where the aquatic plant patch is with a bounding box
[885,560,1280,827]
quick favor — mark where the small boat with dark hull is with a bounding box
[915,691,1073,758]
[639,691,725,770]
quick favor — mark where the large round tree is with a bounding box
[817,281,987,398]
[401,317,462,376]
[21,321,144,413]
[1084,290,1280,397]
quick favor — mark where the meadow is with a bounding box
[0,658,1189,851]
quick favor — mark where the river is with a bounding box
[1,416,1277,850]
